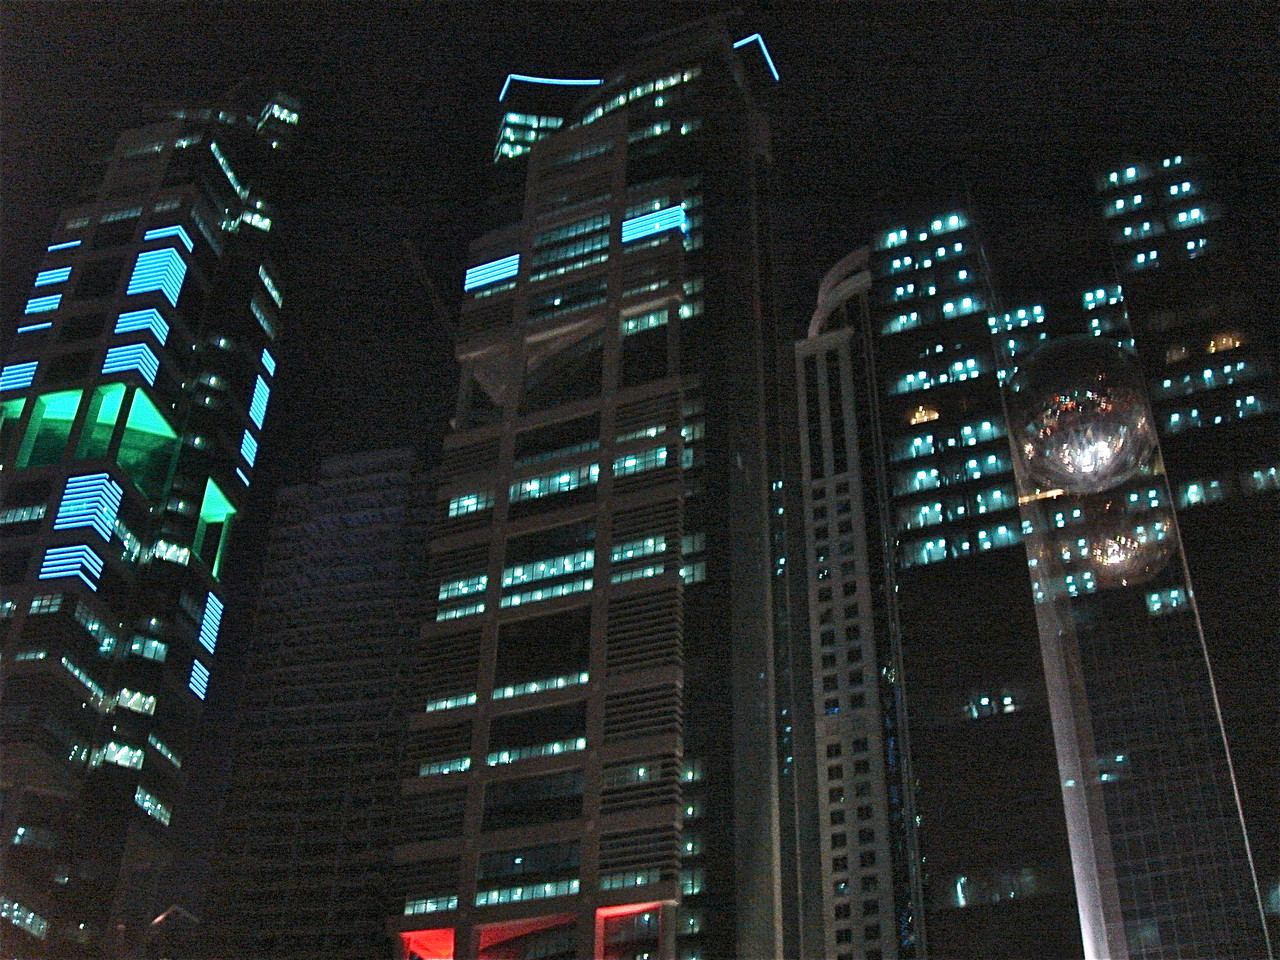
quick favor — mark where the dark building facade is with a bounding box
[391,22,787,960]
[0,90,298,957]
[211,447,428,959]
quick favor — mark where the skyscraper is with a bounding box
[804,155,1273,958]
[392,21,786,960]
[212,447,427,960]
[0,88,297,958]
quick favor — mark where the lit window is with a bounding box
[1206,332,1243,354]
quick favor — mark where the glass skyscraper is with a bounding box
[0,88,297,958]
[392,21,787,960]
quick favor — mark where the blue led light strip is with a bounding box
[102,344,160,385]
[498,74,602,102]
[35,267,72,286]
[236,467,251,486]
[114,308,170,344]
[260,348,276,376]
[39,544,104,590]
[248,376,270,428]
[143,225,194,252]
[1,362,38,391]
[198,593,223,654]
[47,240,81,252]
[732,33,780,81]
[189,660,210,699]
[17,322,53,334]
[126,248,187,306]
[25,294,62,314]
[464,254,521,291]
[54,474,124,541]
[240,430,258,466]
[621,206,688,243]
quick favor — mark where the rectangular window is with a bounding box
[613,447,667,477]
[447,491,494,517]
[465,254,521,291]
[621,205,687,243]
[510,463,599,502]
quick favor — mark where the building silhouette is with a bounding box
[0,88,298,958]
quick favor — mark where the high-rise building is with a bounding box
[212,447,427,960]
[0,88,298,958]
[804,158,1273,959]
[392,22,787,960]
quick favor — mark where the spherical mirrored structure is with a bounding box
[1057,496,1176,589]
[1008,337,1157,495]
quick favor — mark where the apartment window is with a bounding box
[864,924,882,941]
[828,764,844,781]
[830,810,846,825]
[831,833,848,848]
[836,929,853,944]
[832,856,849,872]
[859,828,875,844]
[857,805,873,820]
[826,743,842,758]
[859,852,877,867]
[829,787,845,803]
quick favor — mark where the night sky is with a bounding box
[5,3,1274,481]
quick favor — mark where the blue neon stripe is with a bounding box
[236,467,251,486]
[126,248,187,306]
[464,254,521,291]
[733,33,780,82]
[17,322,53,334]
[189,660,210,699]
[621,206,688,243]
[498,74,602,102]
[47,240,81,252]
[260,348,276,376]
[240,430,258,466]
[198,593,223,654]
[26,294,62,314]
[39,544,104,589]
[54,474,123,541]
[248,376,270,428]
[114,308,170,344]
[1,362,38,391]
[35,267,72,286]
[102,344,160,385]
[143,225,194,252]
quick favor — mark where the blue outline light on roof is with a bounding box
[621,206,688,243]
[55,474,123,541]
[198,593,223,654]
[26,294,62,314]
[249,375,270,428]
[48,240,81,252]
[17,322,53,334]
[499,74,602,103]
[733,33,780,82]
[40,544,104,590]
[127,248,187,306]
[114,309,169,344]
[35,267,72,286]
[1,362,38,391]
[143,225,194,252]
[464,254,521,291]
[102,344,160,385]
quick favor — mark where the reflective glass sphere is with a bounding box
[1007,337,1157,494]
[1067,496,1176,588]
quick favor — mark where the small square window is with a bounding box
[859,828,875,844]
[855,781,871,798]
[826,743,842,758]
[857,805,873,820]
[822,654,837,668]
[829,786,845,803]
[832,856,849,872]
[835,482,849,495]
[831,832,847,848]
[828,764,844,780]
[834,903,851,919]
[849,693,866,709]
[823,676,839,692]
[837,519,853,534]
[824,698,840,714]
[863,899,880,916]
[820,630,836,647]
[859,851,876,868]
[835,929,853,944]
[818,587,833,601]
[864,924,881,941]
[848,669,864,686]
[851,738,868,753]
[853,760,870,775]
[830,810,846,825]
[847,646,863,662]
[861,875,879,892]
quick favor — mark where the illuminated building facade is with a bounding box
[392,22,786,960]
[808,175,1273,959]
[0,89,298,957]
[212,448,427,960]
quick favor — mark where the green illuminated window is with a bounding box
[74,383,127,460]
[0,397,28,457]
[195,478,237,578]
[116,389,178,499]
[17,389,83,468]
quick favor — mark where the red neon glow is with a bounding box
[400,927,454,960]
[593,902,665,960]
[477,913,574,950]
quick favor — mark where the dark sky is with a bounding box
[4,2,1275,477]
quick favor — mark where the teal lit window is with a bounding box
[436,601,485,622]
[509,463,599,502]
[447,491,494,517]
[420,756,471,777]
[1146,587,1187,616]
[621,308,668,336]
[439,574,488,600]
[613,447,667,476]
[424,692,477,712]
[499,577,592,608]
[464,254,520,291]
[405,896,458,916]
[486,737,586,767]
[502,550,593,589]
[492,672,589,701]
[189,660,210,699]
[474,878,579,907]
